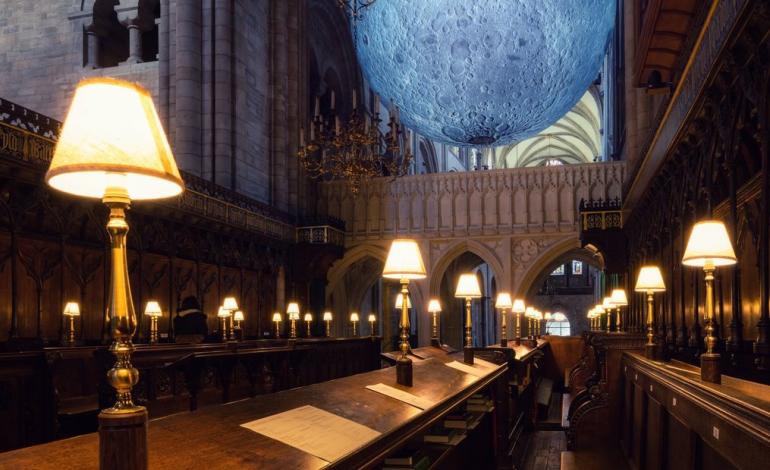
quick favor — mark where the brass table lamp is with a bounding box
[635,266,666,359]
[610,288,628,332]
[368,313,377,336]
[512,299,525,345]
[455,273,482,364]
[63,302,80,347]
[272,312,282,338]
[323,311,332,337]
[495,292,512,347]
[427,298,441,345]
[304,313,313,337]
[382,239,427,386]
[217,306,230,342]
[682,220,737,383]
[233,310,244,340]
[287,302,300,339]
[223,297,238,340]
[144,301,162,344]
[602,297,613,332]
[350,312,360,337]
[46,77,184,470]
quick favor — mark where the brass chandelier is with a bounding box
[298,91,412,195]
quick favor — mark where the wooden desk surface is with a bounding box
[0,348,506,470]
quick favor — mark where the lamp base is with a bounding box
[464,347,474,365]
[644,344,657,360]
[500,338,508,347]
[396,358,413,386]
[99,407,148,470]
[700,353,721,384]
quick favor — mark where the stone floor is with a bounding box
[522,431,565,470]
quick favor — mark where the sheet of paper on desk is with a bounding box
[445,360,488,377]
[240,405,381,463]
[365,382,435,410]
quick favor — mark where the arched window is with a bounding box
[546,319,571,336]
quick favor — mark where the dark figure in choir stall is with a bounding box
[173,296,208,343]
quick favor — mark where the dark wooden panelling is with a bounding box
[645,396,664,470]
[622,353,770,470]
[667,414,694,470]
[632,382,646,469]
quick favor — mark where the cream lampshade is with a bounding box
[144,301,162,317]
[525,306,534,317]
[63,302,81,316]
[594,304,605,313]
[233,310,244,322]
[323,311,333,321]
[217,306,229,318]
[382,239,427,279]
[395,293,412,309]
[602,297,613,310]
[682,220,737,267]
[223,296,238,311]
[350,312,360,322]
[610,288,628,306]
[272,312,282,322]
[545,312,553,321]
[553,312,567,322]
[304,313,312,322]
[368,314,376,322]
[287,302,300,320]
[427,299,441,313]
[512,299,526,313]
[454,274,482,298]
[635,266,666,292]
[495,292,513,309]
[46,78,183,200]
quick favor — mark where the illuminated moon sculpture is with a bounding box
[354,1,615,146]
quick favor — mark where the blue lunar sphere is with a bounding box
[354,1,615,146]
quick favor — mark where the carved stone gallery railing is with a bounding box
[319,161,625,240]
[0,98,297,242]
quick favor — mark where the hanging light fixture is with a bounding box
[298,90,412,195]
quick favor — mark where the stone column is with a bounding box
[214,0,233,188]
[175,0,203,175]
[86,27,100,68]
[126,22,143,63]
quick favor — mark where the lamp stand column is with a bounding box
[396,280,413,386]
[617,307,622,332]
[500,309,508,347]
[98,192,147,470]
[306,320,312,337]
[68,315,75,346]
[220,317,227,342]
[275,322,281,338]
[431,312,438,343]
[701,264,721,383]
[464,297,474,364]
[290,318,297,339]
[514,313,521,346]
[326,319,331,337]
[645,291,656,359]
[149,316,158,344]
